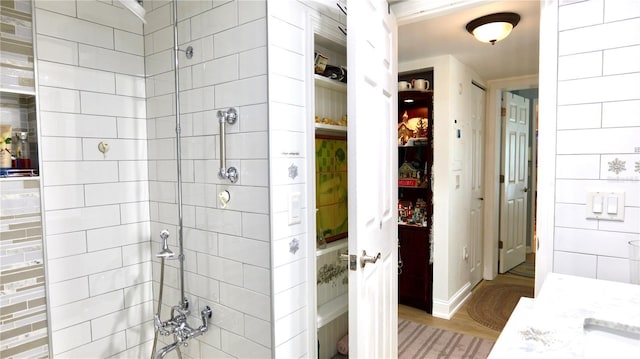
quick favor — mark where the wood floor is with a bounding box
[398,272,534,341]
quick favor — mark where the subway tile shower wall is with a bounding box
[34,0,151,357]
[145,1,271,358]
[554,0,640,283]
[31,0,274,357]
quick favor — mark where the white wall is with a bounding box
[34,0,151,356]
[399,55,485,319]
[548,0,640,282]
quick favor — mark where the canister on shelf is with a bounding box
[0,125,12,169]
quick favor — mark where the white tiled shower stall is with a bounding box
[31,0,287,357]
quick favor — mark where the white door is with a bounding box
[499,92,529,273]
[469,84,485,286]
[347,0,398,358]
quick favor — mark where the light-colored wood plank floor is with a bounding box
[399,272,534,341]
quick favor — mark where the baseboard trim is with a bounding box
[431,282,472,320]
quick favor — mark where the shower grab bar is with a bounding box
[217,108,239,183]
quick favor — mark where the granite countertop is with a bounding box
[489,273,640,358]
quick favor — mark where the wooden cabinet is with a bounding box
[398,225,433,313]
[397,82,434,313]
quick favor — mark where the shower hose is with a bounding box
[151,258,182,359]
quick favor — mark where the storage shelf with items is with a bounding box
[314,32,348,247]
[1,90,39,178]
[313,23,349,359]
[314,35,348,140]
[316,238,348,328]
[397,73,434,313]
[1,0,39,179]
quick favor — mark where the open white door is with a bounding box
[499,92,529,273]
[347,0,398,357]
[469,84,485,286]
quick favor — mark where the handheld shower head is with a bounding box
[118,0,146,24]
[157,230,175,258]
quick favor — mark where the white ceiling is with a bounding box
[390,0,540,81]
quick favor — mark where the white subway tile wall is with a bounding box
[33,0,152,357]
[554,0,640,282]
[145,0,272,357]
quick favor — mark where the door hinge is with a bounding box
[501,107,506,116]
[500,174,505,183]
[499,240,504,249]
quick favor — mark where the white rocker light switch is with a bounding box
[607,196,618,214]
[592,196,603,213]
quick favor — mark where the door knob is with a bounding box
[360,250,381,268]
[523,187,528,193]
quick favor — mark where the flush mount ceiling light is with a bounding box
[466,12,520,45]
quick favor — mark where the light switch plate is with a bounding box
[586,191,624,221]
[288,192,301,225]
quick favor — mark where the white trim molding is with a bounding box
[432,282,472,319]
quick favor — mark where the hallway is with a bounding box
[399,272,534,341]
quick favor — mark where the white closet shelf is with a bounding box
[316,237,348,257]
[317,292,348,328]
[314,123,347,136]
[0,88,36,96]
[314,74,347,93]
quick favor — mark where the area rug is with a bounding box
[466,284,533,331]
[507,261,535,278]
[398,319,495,359]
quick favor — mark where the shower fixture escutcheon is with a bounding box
[184,46,193,59]
[156,229,175,258]
[217,108,239,183]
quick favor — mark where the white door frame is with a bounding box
[483,75,538,280]
[484,1,558,295]
[534,0,559,295]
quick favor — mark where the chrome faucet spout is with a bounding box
[154,341,179,359]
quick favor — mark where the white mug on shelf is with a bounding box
[411,79,429,91]
[398,81,412,91]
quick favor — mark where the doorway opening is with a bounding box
[498,88,539,275]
